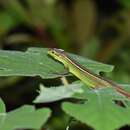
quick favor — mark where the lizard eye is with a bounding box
[51,51,55,54]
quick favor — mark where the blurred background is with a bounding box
[0,0,130,130]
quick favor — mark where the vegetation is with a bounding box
[0,0,130,130]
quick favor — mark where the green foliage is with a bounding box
[34,82,83,103]
[0,98,6,113]
[120,0,130,8]
[62,84,130,130]
[0,98,51,130]
[81,38,101,59]
[0,12,15,36]
[0,47,113,78]
[34,80,130,130]
[0,47,130,130]
[0,0,130,129]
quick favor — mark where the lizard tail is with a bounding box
[115,86,130,99]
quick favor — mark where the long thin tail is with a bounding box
[103,78,130,99]
[114,86,130,99]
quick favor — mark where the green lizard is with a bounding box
[48,48,130,98]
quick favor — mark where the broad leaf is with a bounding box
[0,102,51,130]
[62,83,130,130]
[34,83,83,103]
[0,47,113,78]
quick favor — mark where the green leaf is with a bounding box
[0,98,6,113]
[62,84,130,130]
[0,104,51,130]
[67,53,114,74]
[0,47,113,78]
[34,83,83,103]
